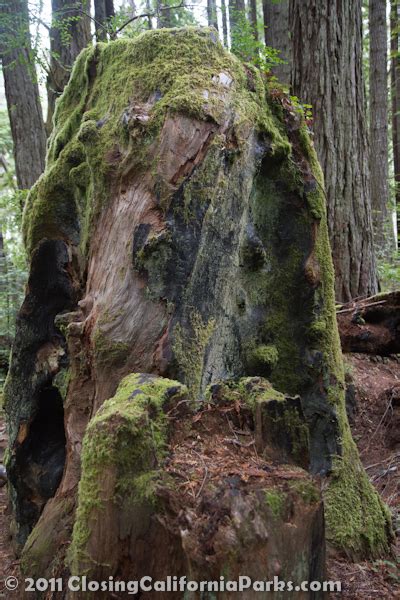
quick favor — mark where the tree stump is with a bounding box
[5,28,391,594]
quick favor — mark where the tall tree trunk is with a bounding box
[262,0,291,85]
[47,0,92,133]
[249,0,258,41]
[290,0,378,302]
[369,0,390,256]
[391,0,400,249]
[0,0,46,189]
[145,0,152,28]
[221,0,228,45]
[94,0,115,40]
[207,0,218,31]
[157,0,172,28]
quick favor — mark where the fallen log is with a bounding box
[337,291,400,355]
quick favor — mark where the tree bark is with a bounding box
[262,0,291,85]
[369,0,390,255]
[157,0,172,28]
[94,0,114,40]
[0,0,46,189]
[290,0,378,302]
[47,0,92,133]
[207,0,218,31]
[391,0,400,249]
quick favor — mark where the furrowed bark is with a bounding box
[0,0,46,189]
[262,0,291,85]
[369,0,391,255]
[290,0,378,302]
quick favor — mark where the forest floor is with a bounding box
[328,353,400,598]
[0,354,399,598]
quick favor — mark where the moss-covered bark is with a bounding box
[6,27,392,578]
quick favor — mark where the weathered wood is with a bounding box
[5,29,391,587]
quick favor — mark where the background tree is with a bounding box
[248,0,258,41]
[207,0,218,31]
[47,0,92,132]
[0,0,46,190]
[94,0,115,40]
[369,0,390,255]
[262,0,291,85]
[290,0,378,302]
[392,0,400,249]
[221,0,228,45]
[229,0,245,47]
[0,109,27,385]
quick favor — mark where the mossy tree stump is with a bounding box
[5,27,392,592]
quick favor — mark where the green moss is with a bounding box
[245,105,392,557]
[23,28,290,258]
[324,432,392,559]
[247,344,279,371]
[280,407,310,459]
[173,310,215,396]
[69,374,187,573]
[289,480,320,505]
[92,329,130,369]
[265,489,286,518]
[53,368,70,401]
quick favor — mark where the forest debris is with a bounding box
[337,291,400,355]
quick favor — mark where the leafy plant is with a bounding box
[230,10,284,72]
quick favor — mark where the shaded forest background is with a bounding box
[0,0,399,387]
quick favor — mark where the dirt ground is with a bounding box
[328,353,400,599]
[0,353,399,598]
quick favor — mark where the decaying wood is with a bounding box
[4,28,392,591]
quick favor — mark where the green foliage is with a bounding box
[230,9,284,72]
[377,254,400,291]
[0,109,27,387]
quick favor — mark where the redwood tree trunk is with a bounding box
[0,0,46,189]
[262,0,291,85]
[290,0,378,302]
[391,0,400,249]
[47,0,92,133]
[369,0,390,255]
